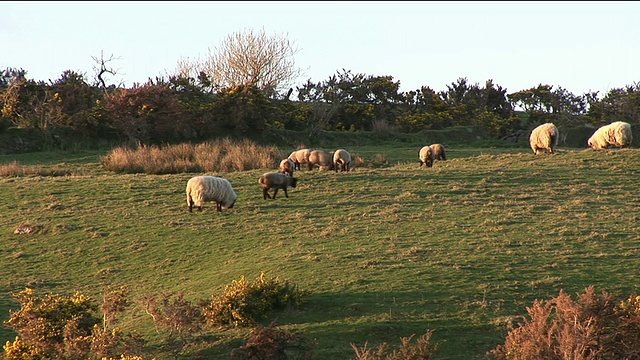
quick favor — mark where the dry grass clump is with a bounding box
[0,161,72,177]
[351,330,439,360]
[100,138,286,174]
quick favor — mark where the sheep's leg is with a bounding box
[283,188,289,198]
[263,189,271,200]
[273,188,279,199]
[188,198,194,212]
[216,201,222,212]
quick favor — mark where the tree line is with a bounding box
[1,28,639,152]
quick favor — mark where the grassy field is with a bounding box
[1,144,639,359]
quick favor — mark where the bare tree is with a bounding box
[92,50,122,89]
[173,56,199,80]
[179,28,303,96]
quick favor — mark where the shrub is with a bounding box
[142,292,205,358]
[230,321,316,360]
[3,287,145,360]
[202,272,309,327]
[487,286,640,360]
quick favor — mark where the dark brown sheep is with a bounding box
[258,172,298,199]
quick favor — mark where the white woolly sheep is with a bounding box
[279,158,295,177]
[333,149,351,172]
[429,144,447,161]
[419,146,434,168]
[307,150,335,171]
[529,123,559,155]
[186,176,237,212]
[258,172,298,199]
[587,121,633,149]
[288,148,311,171]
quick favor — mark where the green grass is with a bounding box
[1,145,639,359]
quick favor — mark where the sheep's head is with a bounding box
[289,177,298,188]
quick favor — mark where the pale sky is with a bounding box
[2,1,638,96]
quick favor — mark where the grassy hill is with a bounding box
[0,142,638,359]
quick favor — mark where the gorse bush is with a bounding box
[3,288,145,360]
[202,272,309,328]
[2,274,310,359]
[99,138,286,174]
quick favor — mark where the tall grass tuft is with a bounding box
[100,138,287,174]
[0,161,72,177]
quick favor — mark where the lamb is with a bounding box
[288,148,311,171]
[279,158,295,177]
[529,123,559,155]
[333,149,351,172]
[258,172,298,199]
[418,145,435,168]
[186,176,237,212]
[307,150,334,171]
[429,143,447,160]
[587,121,633,149]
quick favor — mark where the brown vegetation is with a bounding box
[100,138,285,174]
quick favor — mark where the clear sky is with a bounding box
[2,1,638,96]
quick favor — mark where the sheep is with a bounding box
[279,158,295,177]
[429,144,447,160]
[418,145,435,168]
[529,123,559,155]
[186,176,237,212]
[307,150,334,171]
[258,172,298,199]
[333,149,351,172]
[288,148,311,171]
[587,121,633,149]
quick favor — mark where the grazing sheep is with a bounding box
[333,149,352,172]
[186,176,237,212]
[288,148,311,171]
[429,144,447,160]
[529,123,559,155]
[258,172,298,199]
[307,150,334,171]
[419,146,435,168]
[587,121,633,149]
[279,158,295,177]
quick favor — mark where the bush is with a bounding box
[202,272,309,327]
[3,287,145,360]
[230,321,316,360]
[487,286,640,360]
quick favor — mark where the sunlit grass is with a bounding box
[0,145,639,359]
